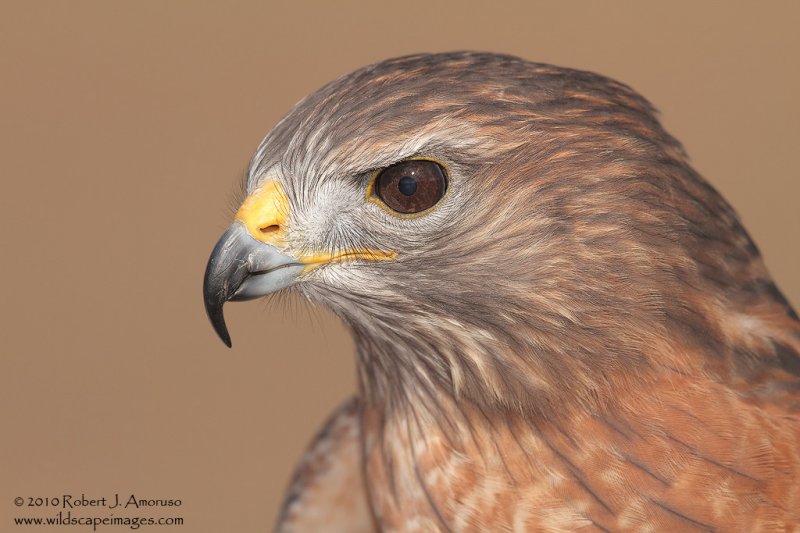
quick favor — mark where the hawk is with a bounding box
[203,52,800,531]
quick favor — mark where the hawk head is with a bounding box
[204,52,798,414]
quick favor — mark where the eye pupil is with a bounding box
[398,176,417,196]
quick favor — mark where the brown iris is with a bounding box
[373,160,448,214]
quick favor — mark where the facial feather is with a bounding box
[246,52,800,532]
[245,51,800,417]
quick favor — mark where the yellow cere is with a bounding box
[235,180,289,246]
[236,179,397,267]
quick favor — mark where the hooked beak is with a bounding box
[203,223,304,347]
[203,178,397,347]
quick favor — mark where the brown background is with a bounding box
[2,2,798,531]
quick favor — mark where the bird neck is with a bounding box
[350,290,800,423]
[350,317,650,421]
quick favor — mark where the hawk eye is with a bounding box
[373,160,447,215]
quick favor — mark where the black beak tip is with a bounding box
[206,303,233,348]
[217,322,233,348]
[203,224,255,350]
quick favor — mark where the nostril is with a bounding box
[260,224,280,234]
